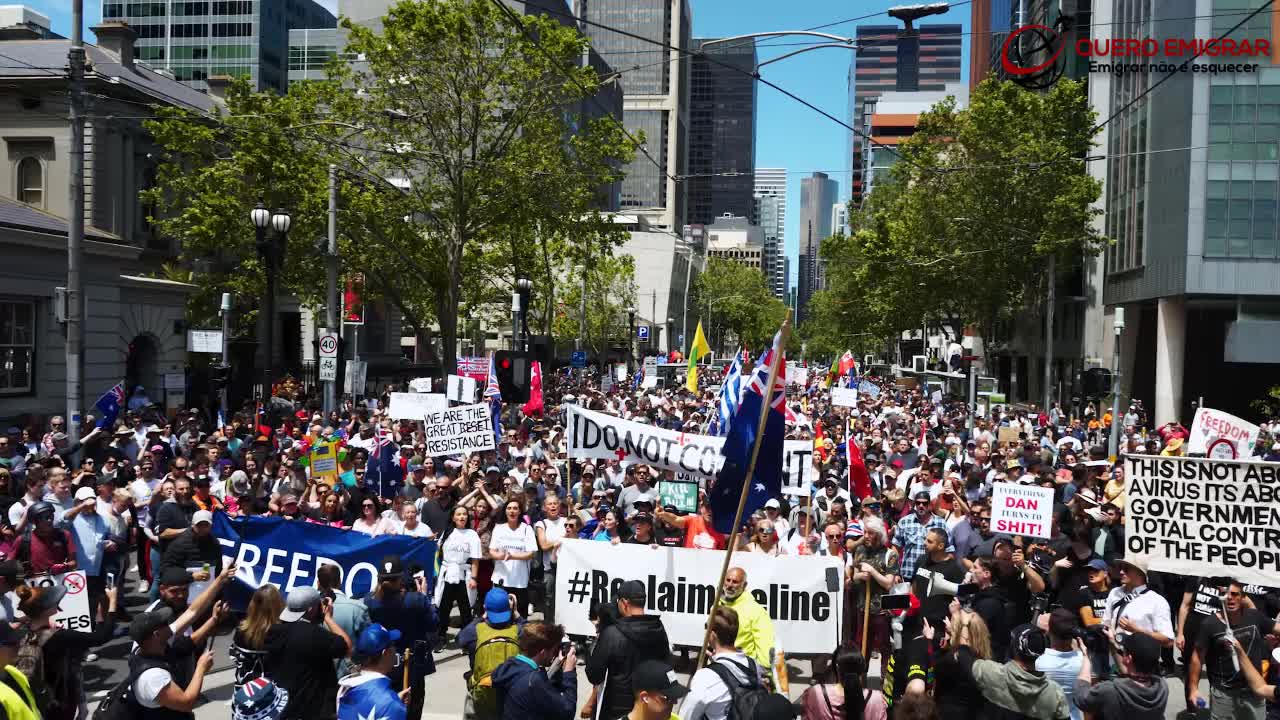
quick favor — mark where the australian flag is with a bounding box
[364,428,404,499]
[484,353,502,447]
[709,331,786,534]
[93,382,126,429]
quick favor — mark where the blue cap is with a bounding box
[484,588,512,624]
[1087,558,1109,571]
[354,623,402,658]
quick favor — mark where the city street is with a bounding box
[84,579,1204,720]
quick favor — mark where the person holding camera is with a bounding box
[264,586,353,720]
[1072,632,1168,720]
[1036,609,1085,720]
[363,556,437,720]
[585,580,671,720]
[1187,579,1280,720]
[491,622,577,720]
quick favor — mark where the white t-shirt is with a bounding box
[534,517,566,569]
[400,522,435,539]
[489,523,537,589]
[440,528,482,584]
[134,666,172,708]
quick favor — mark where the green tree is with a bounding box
[550,255,637,355]
[329,0,635,372]
[822,78,1107,342]
[691,257,788,355]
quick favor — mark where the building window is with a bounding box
[0,301,34,395]
[16,157,43,207]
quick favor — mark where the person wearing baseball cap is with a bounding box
[1074,629,1169,720]
[124,606,222,720]
[158,509,222,583]
[586,579,672,720]
[265,585,353,719]
[336,624,409,720]
[965,623,1070,720]
[621,659,688,720]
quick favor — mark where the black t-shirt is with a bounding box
[1061,583,1109,624]
[1182,578,1224,640]
[912,555,967,623]
[1195,608,1274,692]
[154,501,194,553]
[264,620,349,720]
[885,635,931,709]
[994,563,1034,626]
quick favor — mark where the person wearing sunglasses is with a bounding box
[891,491,949,583]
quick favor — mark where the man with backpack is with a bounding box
[585,580,671,720]
[462,588,523,720]
[680,606,768,720]
[96,607,216,720]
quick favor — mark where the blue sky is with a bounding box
[33,0,970,283]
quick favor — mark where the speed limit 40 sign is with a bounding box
[319,330,339,382]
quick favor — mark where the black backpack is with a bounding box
[706,657,771,720]
[92,654,169,720]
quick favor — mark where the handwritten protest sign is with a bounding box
[1188,407,1260,458]
[422,402,495,455]
[990,483,1054,538]
[659,481,699,514]
[1124,455,1280,586]
[388,392,447,420]
[831,386,859,408]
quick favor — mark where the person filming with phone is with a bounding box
[264,585,353,720]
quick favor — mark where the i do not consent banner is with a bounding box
[1124,455,1280,586]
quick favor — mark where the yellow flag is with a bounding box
[685,321,712,392]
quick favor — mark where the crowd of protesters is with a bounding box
[0,359,1271,720]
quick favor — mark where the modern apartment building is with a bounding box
[101,0,336,91]
[1081,0,1280,424]
[797,171,838,322]
[847,23,961,206]
[753,168,787,300]
[576,0,691,230]
[687,37,757,225]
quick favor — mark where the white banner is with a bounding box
[554,539,843,654]
[1124,455,1280,586]
[830,386,859,408]
[786,363,809,387]
[566,406,815,494]
[388,392,448,420]
[990,483,1054,539]
[1188,407,1260,458]
[422,402,495,455]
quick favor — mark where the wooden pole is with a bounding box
[694,318,792,670]
[403,648,412,689]
[861,583,871,659]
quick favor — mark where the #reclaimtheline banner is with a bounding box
[1124,455,1280,586]
[554,539,844,655]
[213,513,437,608]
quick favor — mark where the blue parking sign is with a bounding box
[637,325,650,342]
[571,350,587,368]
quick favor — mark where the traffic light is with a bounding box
[1081,367,1112,397]
[494,350,532,403]
[210,363,231,391]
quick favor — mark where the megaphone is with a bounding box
[914,568,977,598]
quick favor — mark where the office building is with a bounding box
[687,37,757,225]
[757,193,786,299]
[0,5,58,38]
[577,0,692,230]
[1081,0,1280,425]
[862,83,968,197]
[753,167,786,229]
[969,0,1092,88]
[288,27,341,83]
[797,171,839,321]
[847,23,961,206]
[706,214,764,270]
[100,0,336,91]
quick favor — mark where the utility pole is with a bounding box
[220,293,231,420]
[1108,307,1126,460]
[576,264,586,352]
[66,0,86,443]
[325,164,338,414]
[1043,255,1056,414]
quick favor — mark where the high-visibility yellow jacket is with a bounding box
[720,591,775,670]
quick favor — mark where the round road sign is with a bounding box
[319,334,339,357]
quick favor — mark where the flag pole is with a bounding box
[694,316,792,670]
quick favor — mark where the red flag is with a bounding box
[839,350,856,376]
[813,420,828,462]
[522,361,544,416]
[847,436,873,500]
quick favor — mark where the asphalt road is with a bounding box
[82,575,1206,719]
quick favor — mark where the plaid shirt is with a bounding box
[892,513,949,581]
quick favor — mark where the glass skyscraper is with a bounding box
[686,37,757,225]
[101,0,336,92]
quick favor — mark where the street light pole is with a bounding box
[627,307,636,373]
[66,0,86,442]
[516,276,533,352]
[1043,254,1056,414]
[220,292,231,420]
[1108,307,1126,460]
[576,264,586,352]
[324,164,339,415]
[253,205,290,402]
